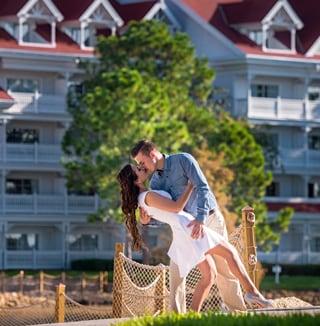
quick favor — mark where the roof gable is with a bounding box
[79,0,124,27]
[262,0,303,30]
[18,0,63,22]
[108,0,158,24]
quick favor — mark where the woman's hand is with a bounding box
[139,206,151,224]
[187,180,195,190]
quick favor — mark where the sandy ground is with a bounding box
[0,289,319,308]
[1,290,320,326]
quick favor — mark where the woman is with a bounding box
[117,163,273,312]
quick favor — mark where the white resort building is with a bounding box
[0,0,319,269]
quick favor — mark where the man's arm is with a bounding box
[179,153,213,223]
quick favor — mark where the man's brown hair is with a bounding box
[131,140,158,158]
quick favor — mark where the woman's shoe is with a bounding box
[244,293,273,308]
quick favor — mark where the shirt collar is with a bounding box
[157,154,169,174]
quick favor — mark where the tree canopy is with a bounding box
[62,20,292,251]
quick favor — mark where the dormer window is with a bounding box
[260,1,303,53]
[61,0,124,50]
[232,0,303,54]
[144,0,181,35]
[13,0,63,47]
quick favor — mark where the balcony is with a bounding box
[1,91,68,115]
[258,250,320,265]
[0,143,63,164]
[0,249,115,269]
[277,147,320,170]
[0,193,101,215]
[234,97,320,122]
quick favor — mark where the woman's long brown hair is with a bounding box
[117,164,144,251]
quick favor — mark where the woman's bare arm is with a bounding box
[145,181,194,213]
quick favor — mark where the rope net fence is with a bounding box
[0,207,258,324]
[63,294,112,322]
[112,222,247,318]
[0,299,56,325]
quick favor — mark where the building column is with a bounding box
[247,73,253,116]
[1,223,7,269]
[63,223,70,269]
[0,119,8,162]
[303,223,311,264]
[1,170,6,213]
[303,126,311,168]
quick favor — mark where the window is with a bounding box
[248,30,263,45]
[7,78,39,93]
[251,84,279,98]
[67,234,98,251]
[64,27,95,47]
[311,237,320,252]
[6,233,38,250]
[308,87,320,101]
[6,179,38,194]
[308,92,319,101]
[308,183,320,198]
[308,135,320,150]
[7,128,39,143]
[266,182,280,196]
[68,82,84,96]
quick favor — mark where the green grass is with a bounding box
[117,311,320,326]
[260,275,320,290]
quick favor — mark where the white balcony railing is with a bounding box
[0,143,63,163]
[0,193,101,215]
[257,251,320,265]
[235,97,320,122]
[1,249,115,269]
[1,91,68,115]
[277,147,320,169]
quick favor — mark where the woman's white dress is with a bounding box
[138,190,224,278]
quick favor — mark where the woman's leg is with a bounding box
[207,241,262,298]
[190,255,217,312]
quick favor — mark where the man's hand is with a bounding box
[139,207,151,224]
[187,220,205,239]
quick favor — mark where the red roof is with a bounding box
[0,0,157,55]
[53,0,94,22]
[267,202,320,214]
[180,0,320,57]
[221,0,277,24]
[290,0,320,53]
[0,0,26,16]
[52,0,157,24]
[0,25,92,55]
[0,88,14,101]
[109,0,157,24]
[0,0,318,58]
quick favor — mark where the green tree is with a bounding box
[206,110,292,250]
[62,20,291,251]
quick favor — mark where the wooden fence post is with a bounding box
[112,242,125,318]
[99,271,108,293]
[155,267,166,314]
[1,271,5,292]
[39,271,44,293]
[242,206,258,287]
[61,271,66,284]
[19,270,24,294]
[54,283,66,323]
[81,272,86,298]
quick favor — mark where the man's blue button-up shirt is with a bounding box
[150,153,217,223]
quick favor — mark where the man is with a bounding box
[131,140,247,312]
